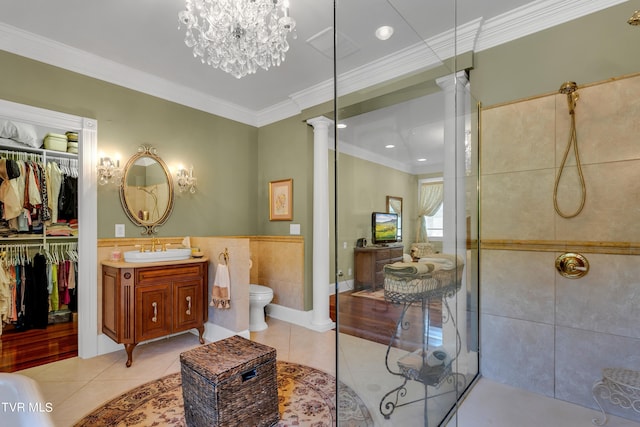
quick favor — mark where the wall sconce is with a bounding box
[97,155,122,185]
[176,165,197,193]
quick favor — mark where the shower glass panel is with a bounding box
[332,1,479,425]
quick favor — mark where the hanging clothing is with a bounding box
[50,263,59,312]
[23,254,48,329]
[58,260,70,306]
[58,175,78,221]
[0,264,12,335]
[0,158,21,182]
[0,152,77,233]
[9,265,17,322]
[0,158,22,220]
[0,145,79,337]
[38,163,50,222]
[46,161,62,223]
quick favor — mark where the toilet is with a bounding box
[249,284,273,332]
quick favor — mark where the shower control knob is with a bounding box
[555,253,589,278]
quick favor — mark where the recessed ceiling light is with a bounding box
[417,158,427,162]
[375,26,394,41]
[385,144,395,148]
[336,123,347,129]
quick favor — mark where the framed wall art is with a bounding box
[269,178,293,221]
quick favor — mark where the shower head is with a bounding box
[628,10,640,26]
[559,81,579,114]
[559,81,578,95]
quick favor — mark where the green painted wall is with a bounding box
[334,153,417,283]
[471,1,640,107]
[0,50,259,238]
[2,0,637,313]
[0,49,318,310]
[257,116,314,309]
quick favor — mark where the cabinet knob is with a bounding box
[151,301,158,322]
[186,296,192,315]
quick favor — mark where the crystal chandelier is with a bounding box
[178,0,296,79]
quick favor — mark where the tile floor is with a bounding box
[13,318,640,427]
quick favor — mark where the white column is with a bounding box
[436,71,468,255]
[306,116,335,332]
[436,72,469,370]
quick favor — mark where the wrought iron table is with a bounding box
[592,367,640,426]
[378,259,464,425]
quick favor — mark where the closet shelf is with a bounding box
[0,236,78,241]
[0,142,78,159]
[0,235,45,241]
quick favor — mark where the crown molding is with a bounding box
[260,35,452,125]
[1,0,625,128]
[475,0,628,52]
[256,98,304,127]
[426,18,484,61]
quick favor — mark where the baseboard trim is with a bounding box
[334,279,354,294]
[94,324,250,359]
[203,322,249,342]
[97,334,123,356]
[267,303,335,332]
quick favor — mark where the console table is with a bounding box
[592,368,640,426]
[353,246,404,291]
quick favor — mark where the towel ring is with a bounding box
[218,248,229,265]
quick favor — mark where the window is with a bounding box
[417,178,444,241]
[425,203,443,238]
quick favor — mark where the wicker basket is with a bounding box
[180,335,279,427]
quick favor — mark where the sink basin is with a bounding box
[123,248,193,263]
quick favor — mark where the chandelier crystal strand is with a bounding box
[178,0,296,79]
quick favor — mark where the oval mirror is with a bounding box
[119,145,174,234]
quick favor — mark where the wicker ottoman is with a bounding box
[180,335,279,427]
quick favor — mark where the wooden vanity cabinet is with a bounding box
[135,282,172,342]
[102,259,208,367]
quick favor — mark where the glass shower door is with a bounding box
[332,1,479,425]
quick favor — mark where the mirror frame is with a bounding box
[386,195,403,241]
[119,145,174,235]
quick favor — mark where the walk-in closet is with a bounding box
[0,102,86,372]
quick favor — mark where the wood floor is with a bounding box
[330,290,443,352]
[0,292,439,372]
[0,321,78,372]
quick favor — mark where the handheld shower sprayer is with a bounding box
[559,81,579,114]
[554,81,586,218]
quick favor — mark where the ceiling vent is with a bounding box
[306,27,360,60]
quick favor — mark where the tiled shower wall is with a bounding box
[480,73,640,421]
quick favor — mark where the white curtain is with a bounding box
[387,197,402,214]
[415,181,443,242]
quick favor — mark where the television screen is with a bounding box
[372,212,398,244]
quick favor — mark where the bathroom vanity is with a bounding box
[101,258,209,367]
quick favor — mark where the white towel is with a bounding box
[397,344,457,371]
[210,264,231,309]
[426,346,453,367]
[418,254,462,271]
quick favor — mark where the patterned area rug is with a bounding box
[74,361,373,427]
[351,289,386,302]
